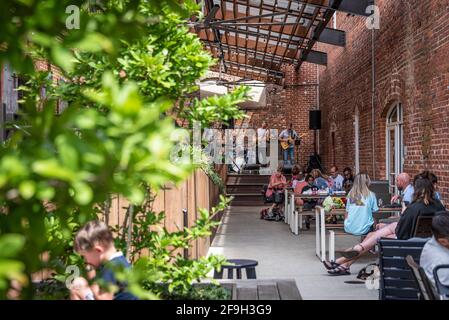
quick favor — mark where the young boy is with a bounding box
[70,220,138,300]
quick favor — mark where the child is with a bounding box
[70,220,138,300]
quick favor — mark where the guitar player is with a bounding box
[279,123,301,165]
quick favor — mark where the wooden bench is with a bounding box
[217,279,302,300]
[328,228,363,262]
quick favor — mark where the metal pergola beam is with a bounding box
[208,24,345,48]
[298,0,343,69]
[205,0,227,72]
[204,41,298,64]
[197,0,343,83]
[330,0,375,16]
[223,60,284,78]
[302,49,327,65]
[317,27,346,47]
[208,10,290,26]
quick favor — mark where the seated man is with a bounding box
[294,174,315,229]
[420,211,449,290]
[391,173,414,209]
[328,166,344,191]
[70,221,138,300]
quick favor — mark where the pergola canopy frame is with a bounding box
[195,0,372,84]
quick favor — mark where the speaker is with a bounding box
[309,110,321,130]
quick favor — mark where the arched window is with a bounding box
[386,103,404,194]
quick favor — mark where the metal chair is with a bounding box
[412,215,434,238]
[378,239,427,300]
[433,264,449,299]
[405,255,438,300]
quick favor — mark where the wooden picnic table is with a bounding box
[283,190,346,235]
[293,193,347,199]
[315,206,403,261]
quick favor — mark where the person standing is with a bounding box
[279,123,299,165]
[257,121,269,165]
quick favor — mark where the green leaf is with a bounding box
[19,180,36,200]
[51,46,75,72]
[0,234,25,259]
[72,181,93,205]
[74,33,114,53]
[32,159,77,182]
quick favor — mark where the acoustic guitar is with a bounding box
[280,133,304,150]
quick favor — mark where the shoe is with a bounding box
[327,265,350,276]
[323,260,340,270]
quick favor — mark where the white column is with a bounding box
[315,207,320,259]
[320,207,326,261]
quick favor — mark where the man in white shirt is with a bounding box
[257,121,269,143]
[420,211,449,297]
[391,173,414,207]
[329,166,344,191]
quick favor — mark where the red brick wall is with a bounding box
[244,62,319,167]
[318,0,449,201]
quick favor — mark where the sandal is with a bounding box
[322,260,340,270]
[327,265,350,276]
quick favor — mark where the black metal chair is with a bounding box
[214,259,258,279]
[378,239,427,300]
[412,215,434,238]
[405,255,438,300]
[433,264,449,299]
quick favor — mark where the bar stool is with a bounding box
[213,259,258,279]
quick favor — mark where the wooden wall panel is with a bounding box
[107,165,226,259]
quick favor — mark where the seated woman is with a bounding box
[343,172,378,236]
[323,175,445,276]
[291,165,303,189]
[266,165,287,212]
[310,169,329,190]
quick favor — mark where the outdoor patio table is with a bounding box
[314,206,403,261]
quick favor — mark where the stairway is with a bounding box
[226,172,292,206]
[226,173,268,206]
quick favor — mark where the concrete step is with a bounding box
[230,199,265,206]
[227,174,270,185]
[226,185,265,194]
[228,194,265,206]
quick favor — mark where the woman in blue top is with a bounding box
[344,173,378,236]
[310,169,329,190]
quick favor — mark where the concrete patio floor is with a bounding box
[208,206,379,300]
